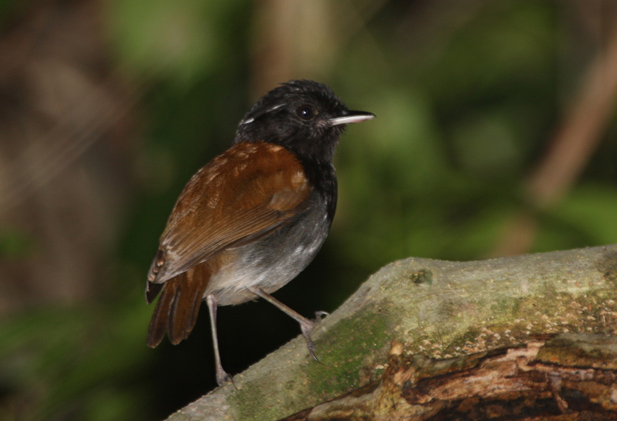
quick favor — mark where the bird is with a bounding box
[145,79,375,386]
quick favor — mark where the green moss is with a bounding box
[232,380,272,420]
[228,302,395,420]
[307,302,392,396]
[442,288,617,358]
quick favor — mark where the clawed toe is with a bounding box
[314,310,329,322]
[299,314,327,362]
[216,367,236,388]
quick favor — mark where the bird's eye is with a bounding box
[296,105,317,121]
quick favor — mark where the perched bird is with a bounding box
[145,80,374,385]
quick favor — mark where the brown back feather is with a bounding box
[148,142,311,285]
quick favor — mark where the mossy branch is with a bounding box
[168,245,617,420]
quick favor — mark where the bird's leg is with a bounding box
[206,295,234,387]
[248,286,325,362]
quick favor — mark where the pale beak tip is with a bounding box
[329,111,375,127]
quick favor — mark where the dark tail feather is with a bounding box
[147,277,180,348]
[168,267,209,344]
[147,264,210,347]
[145,281,163,304]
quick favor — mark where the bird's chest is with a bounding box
[207,194,331,306]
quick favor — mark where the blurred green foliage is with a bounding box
[1,0,616,419]
[107,0,243,86]
[0,228,34,260]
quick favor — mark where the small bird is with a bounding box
[145,80,374,385]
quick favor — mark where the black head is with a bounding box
[234,80,374,162]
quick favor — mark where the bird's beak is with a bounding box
[329,110,375,127]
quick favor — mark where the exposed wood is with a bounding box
[285,334,617,420]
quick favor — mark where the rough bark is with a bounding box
[167,245,617,420]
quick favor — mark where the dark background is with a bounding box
[1,0,617,419]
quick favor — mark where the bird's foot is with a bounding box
[215,365,236,389]
[299,310,328,362]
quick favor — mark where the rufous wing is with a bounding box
[146,141,312,293]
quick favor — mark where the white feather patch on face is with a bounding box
[240,104,286,126]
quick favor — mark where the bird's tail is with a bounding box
[146,265,210,347]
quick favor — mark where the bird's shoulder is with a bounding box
[148,141,313,284]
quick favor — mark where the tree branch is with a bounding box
[168,244,617,420]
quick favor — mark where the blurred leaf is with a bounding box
[0,1,22,26]
[547,185,617,246]
[0,297,153,420]
[0,227,34,260]
[107,0,242,86]
[451,109,524,177]
[420,2,556,101]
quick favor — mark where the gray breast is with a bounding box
[206,192,330,306]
